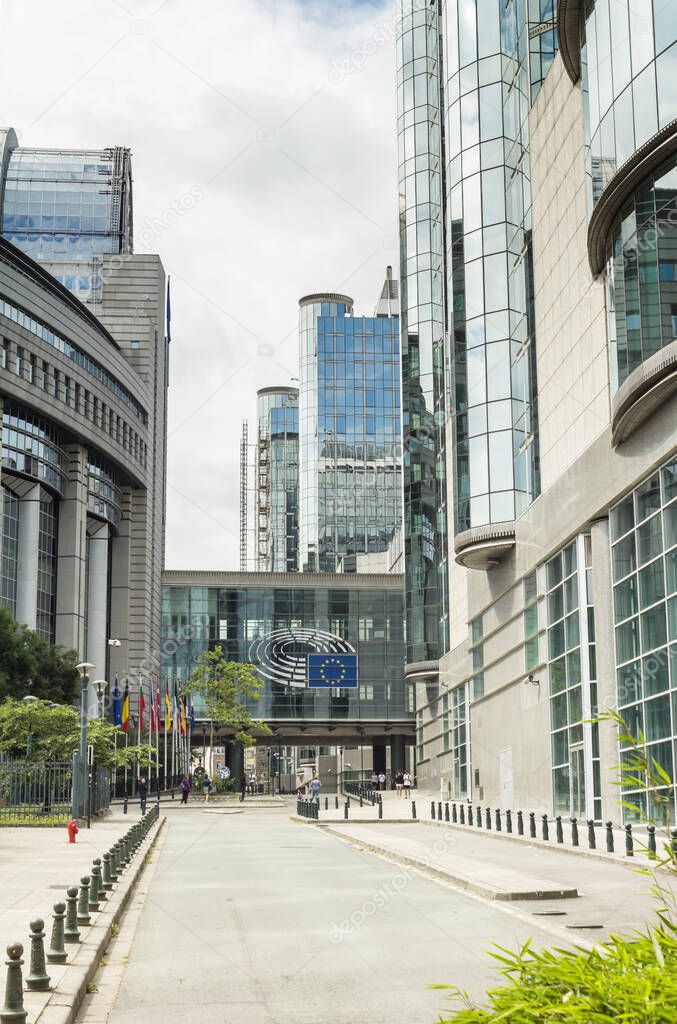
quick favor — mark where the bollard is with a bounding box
[88,864,101,911]
[411,800,416,820]
[452,803,457,823]
[335,796,339,810]
[378,799,383,820]
[587,820,596,849]
[648,825,657,859]
[485,807,491,830]
[0,943,27,1024]
[571,818,579,847]
[102,852,113,891]
[476,805,482,828]
[123,797,128,815]
[359,794,363,808]
[344,802,349,820]
[438,801,442,821]
[325,797,328,811]
[64,888,80,944]
[110,844,119,878]
[625,823,634,857]
[517,810,523,836]
[93,859,106,902]
[468,804,473,826]
[529,812,536,839]
[606,822,614,853]
[25,919,50,992]
[431,801,435,820]
[46,903,67,965]
[505,809,512,834]
[459,804,465,825]
[556,816,564,844]
[77,877,91,926]
[542,815,549,841]
[495,809,501,832]
[444,802,450,823]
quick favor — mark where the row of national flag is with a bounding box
[112,678,196,737]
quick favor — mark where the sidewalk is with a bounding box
[325,820,676,940]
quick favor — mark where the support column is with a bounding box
[55,445,88,658]
[229,741,244,787]
[390,735,406,776]
[590,516,618,823]
[16,483,41,630]
[109,486,132,684]
[86,522,110,715]
[372,742,386,775]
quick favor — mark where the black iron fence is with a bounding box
[0,762,73,824]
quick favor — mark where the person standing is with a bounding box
[138,776,148,814]
[180,775,190,805]
[309,776,321,804]
[403,770,412,798]
[378,771,386,791]
[239,773,247,802]
[370,770,378,788]
[395,769,404,798]
[203,774,212,803]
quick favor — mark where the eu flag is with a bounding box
[307,653,358,688]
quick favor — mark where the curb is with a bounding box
[291,815,420,826]
[23,816,166,1024]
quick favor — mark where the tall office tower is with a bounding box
[397,3,677,824]
[298,271,402,573]
[0,127,167,702]
[255,387,299,572]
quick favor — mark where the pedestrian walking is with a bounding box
[239,773,247,802]
[403,770,412,798]
[138,776,148,814]
[203,774,213,803]
[309,776,321,804]
[378,771,386,791]
[180,775,190,804]
[370,770,378,788]
[395,769,404,798]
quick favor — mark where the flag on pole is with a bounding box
[165,682,171,733]
[113,676,122,727]
[190,696,195,732]
[180,694,187,736]
[121,682,130,734]
[139,682,145,738]
[173,679,180,732]
[155,680,161,732]
[149,680,156,734]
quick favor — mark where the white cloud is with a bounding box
[0,0,398,569]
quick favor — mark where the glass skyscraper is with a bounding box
[255,387,299,572]
[0,128,132,299]
[298,271,402,573]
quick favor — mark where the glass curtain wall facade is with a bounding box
[611,457,677,822]
[0,143,132,299]
[298,293,402,574]
[162,583,407,723]
[255,388,299,572]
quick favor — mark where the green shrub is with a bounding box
[436,925,677,1022]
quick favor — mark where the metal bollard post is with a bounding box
[411,800,416,820]
[46,903,67,965]
[431,801,435,820]
[88,864,100,911]
[485,807,491,829]
[0,943,27,1024]
[529,812,536,839]
[648,825,657,859]
[359,794,363,808]
[556,816,564,844]
[77,877,91,926]
[437,801,442,821]
[542,815,549,841]
[516,810,523,836]
[625,823,634,857]
[506,809,512,834]
[495,809,501,832]
[571,818,579,847]
[378,799,383,820]
[468,804,473,826]
[587,820,596,849]
[344,801,349,820]
[25,920,50,992]
[444,802,450,822]
[123,797,128,815]
[102,852,113,891]
[335,796,339,810]
[459,804,465,825]
[325,797,328,811]
[476,805,482,828]
[452,803,457,823]
[93,860,106,902]
[64,888,80,944]
[606,822,614,853]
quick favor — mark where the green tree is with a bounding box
[0,698,156,769]
[188,646,270,762]
[0,606,79,703]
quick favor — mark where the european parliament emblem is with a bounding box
[307,653,358,688]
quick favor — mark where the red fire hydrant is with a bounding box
[67,819,79,844]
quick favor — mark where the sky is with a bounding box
[0,0,399,569]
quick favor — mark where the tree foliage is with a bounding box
[0,606,79,704]
[0,698,156,769]
[188,646,270,746]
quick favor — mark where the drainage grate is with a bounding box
[532,910,567,916]
[565,924,604,929]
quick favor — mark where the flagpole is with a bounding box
[163,682,168,791]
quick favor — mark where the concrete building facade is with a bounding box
[397,2,677,823]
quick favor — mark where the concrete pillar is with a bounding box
[55,445,88,657]
[86,523,109,714]
[372,742,386,775]
[16,483,41,629]
[590,516,619,823]
[109,486,132,684]
[229,741,244,786]
[390,734,406,775]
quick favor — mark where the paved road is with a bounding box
[90,805,595,1024]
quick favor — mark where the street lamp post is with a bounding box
[74,662,94,820]
[22,693,39,759]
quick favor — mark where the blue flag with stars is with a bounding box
[307,653,358,688]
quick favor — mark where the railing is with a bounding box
[0,762,72,824]
[344,781,379,805]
